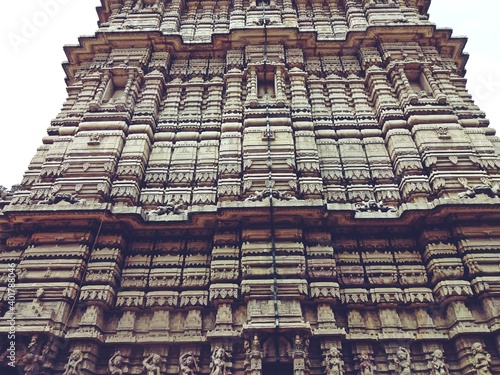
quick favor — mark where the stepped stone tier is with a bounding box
[1,0,500,374]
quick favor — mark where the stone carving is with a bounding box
[37,192,86,205]
[180,353,199,375]
[210,347,231,375]
[22,336,49,375]
[245,189,297,202]
[134,0,162,12]
[251,335,261,352]
[458,178,500,199]
[109,352,125,375]
[324,347,344,375]
[293,335,304,351]
[436,127,451,139]
[394,348,411,375]
[430,349,449,375]
[0,185,8,200]
[471,343,491,375]
[358,351,375,375]
[5,0,500,374]
[355,199,397,212]
[63,350,83,375]
[143,354,162,375]
[148,201,187,216]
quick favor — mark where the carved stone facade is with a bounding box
[0,0,499,374]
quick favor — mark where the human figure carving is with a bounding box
[109,352,125,375]
[210,347,231,375]
[430,349,449,375]
[324,347,344,375]
[23,336,49,375]
[251,335,261,352]
[63,350,83,375]
[471,343,492,375]
[143,354,161,375]
[358,351,375,375]
[394,347,411,375]
[180,353,199,375]
[294,335,303,350]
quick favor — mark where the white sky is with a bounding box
[0,0,498,188]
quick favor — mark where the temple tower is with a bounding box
[1,1,500,375]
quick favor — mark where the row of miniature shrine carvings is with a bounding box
[58,342,492,375]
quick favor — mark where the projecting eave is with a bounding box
[61,24,469,84]
[3,198,500,232]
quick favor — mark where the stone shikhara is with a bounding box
[0,1,498,374]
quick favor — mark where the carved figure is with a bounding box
[63,350,83,375]
[109,352,125,375]
[0,185,7,200]
[210,347,231,375]
[134,0,161,11]
[324,347,344,375]
[430,349,449,375]
[358,351,375,375]
[294,335,303,350]
[149,201,186,216]
[244,340,251,355]
[366,0,395,5]
[355,199,396,212]
[394,347,411,375]
[22,336,49,375]
[180,353,199,375]
[143,354,161,375]
[471,343,492,375]
[251,335,261,352]
[245,189,297,202]
[458,178,500,199]
[38,193,86,205]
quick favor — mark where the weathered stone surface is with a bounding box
[2,1,500,374]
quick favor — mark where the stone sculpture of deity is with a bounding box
[430,349,449,375]
[143,354,161,375]
[394,347,411,375]
[471,343,492,375]
[63,350,83,375]
[324,347,344,375]
[180,352,200,375]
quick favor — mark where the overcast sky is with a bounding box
[0,1,498,188]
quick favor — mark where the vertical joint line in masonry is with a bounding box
[262,5,281,359]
